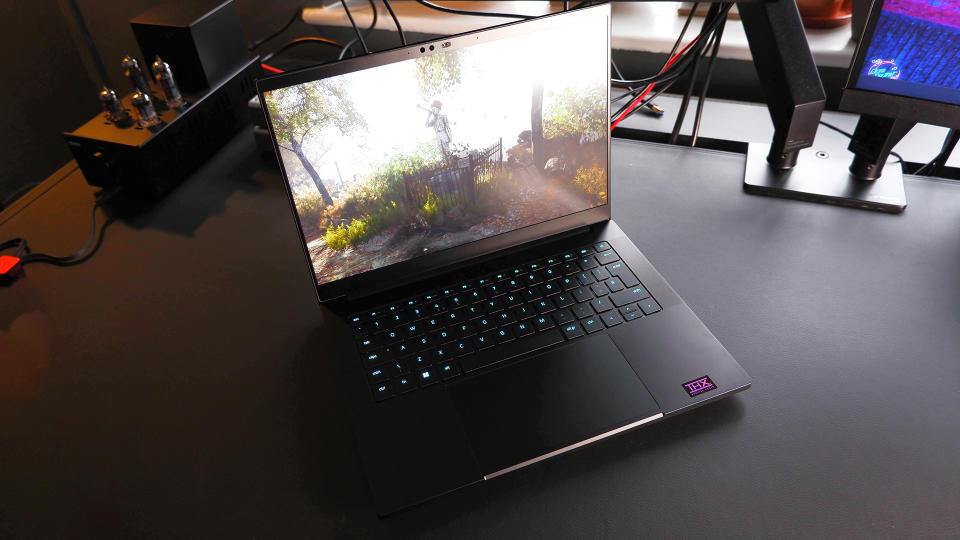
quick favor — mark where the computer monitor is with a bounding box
[744,0,960,213]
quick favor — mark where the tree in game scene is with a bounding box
[266,79,366,206]
[414,51,465,159]
[531,80,546,171]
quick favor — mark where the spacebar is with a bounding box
[460,329,565,373]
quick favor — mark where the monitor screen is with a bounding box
[263,16,609,286]
[853,0,960,106]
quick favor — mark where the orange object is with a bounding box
[797,0,853,28]
[0,255,21,275]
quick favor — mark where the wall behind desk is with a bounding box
[0,0,304,209]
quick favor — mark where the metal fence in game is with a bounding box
[403,138,502,209]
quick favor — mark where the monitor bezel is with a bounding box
[257,5,612,303]
[840,0,960,129]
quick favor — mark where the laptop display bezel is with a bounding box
[257,5,612,303]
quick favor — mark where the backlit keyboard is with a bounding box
[350,241,661,402]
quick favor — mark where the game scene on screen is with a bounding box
[264,19,608,286]
[861,0,960,91]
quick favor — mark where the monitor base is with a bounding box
[743,142,906,213]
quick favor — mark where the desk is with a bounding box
[2,113,959,536]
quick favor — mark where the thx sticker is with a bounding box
[682,375,716,397]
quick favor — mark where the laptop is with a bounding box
[258,4,750,515]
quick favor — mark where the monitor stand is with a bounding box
[742,142,906,213]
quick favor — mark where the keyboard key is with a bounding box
[472,317,495,333]
[577,256,598,270]
[581,315,603,333]
[401,323,422,338]
[590,297,613,313]
[594,241,611,252]
[510,321,535,338]
[494,309,516,325]
[577,247,595,256]
[358,337,376,352]
[540,281,560,296]
[462,304,486,319]
[387,360,408,377]
[391,341,415,356]
[542,267,561,280]
[609,285,651,307]
[604,277,625,293]
[505,278,524,291]
[363,350,392,367]
[435,328,457,343]
[572,302,594,319]
[619,303,641,318]
[596,250,620,265]
[474,332,496,350]
[484,297,505,313]
[622,310,642,321]
[522,287,542,302]
[534,299,555,314]
[590,283,609,297]
[438,361,462,380]
[513,304,537,320]
[406,352,431,369]
[576,272,595,286]
[368,366,389,384]
[562,261,579,274]
[413,335,435,350]
[432,347,452,362]
[601,311,624,327]
[552,293,575,308]
[639,298,662,315]
[493,327,514,344]
[533,315,555,331]
[560,321,585,340]
[552,308,575,326]
[560,276,579,290]
[484,283,505,297]
[591,267,611,281]
[417,367,439,387]
[395,375,417,394]
[452,340,476,357]
[466,289,484,302]
[372,382,393,401]
[605,262,640,288]
[503,293,523,307]
[572,287,593,304]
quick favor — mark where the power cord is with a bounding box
[262,37,344,63]
[689,8,727,146]
[382,0,407,46]
[249,3,307,51]
[1,188,119,272]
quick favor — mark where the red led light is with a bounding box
[0,255,21,275]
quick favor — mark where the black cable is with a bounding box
[1,181,42,210]
[818,120,904,164]
[339,0,378,59]
[66,0,112,88]
[611,79,679,123]
[249,3,306,51]
[382,0,407,46]
[414,0,536,19]
[917,128,959,176]
[690,7,728,146]
[262,37,344,62]
[340,0,370,57]
[2,189,119,268]
[668,3,727,144]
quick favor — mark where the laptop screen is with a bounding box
[263,15,609,286]
[853,0,960,106]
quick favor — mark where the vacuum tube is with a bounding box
[131,91,161,127]
[121,55,151,95]
[151,56,185,109]
[98,86,130,125]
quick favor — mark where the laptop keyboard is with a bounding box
[350,241,662,402]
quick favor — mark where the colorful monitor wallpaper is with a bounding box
[857,0,960,104]
[265,18,609,286]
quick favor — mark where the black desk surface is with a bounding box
[2,129,959,538]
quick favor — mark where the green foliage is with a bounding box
[573,167,607,205]
[414,50,464,98]
[323,218,370,251]
[543,84,607,140]
[264,78,367,146]
[420,190,440,223]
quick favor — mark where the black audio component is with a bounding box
[130,0,248,94]
[63,0,259,198]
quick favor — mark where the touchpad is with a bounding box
[448,334,661,477]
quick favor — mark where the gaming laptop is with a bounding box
[258,5,750,515]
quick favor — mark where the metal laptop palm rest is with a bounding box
[745,0,960,213]
[258,5,749,515]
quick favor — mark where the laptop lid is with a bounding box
[258,5,611,303]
